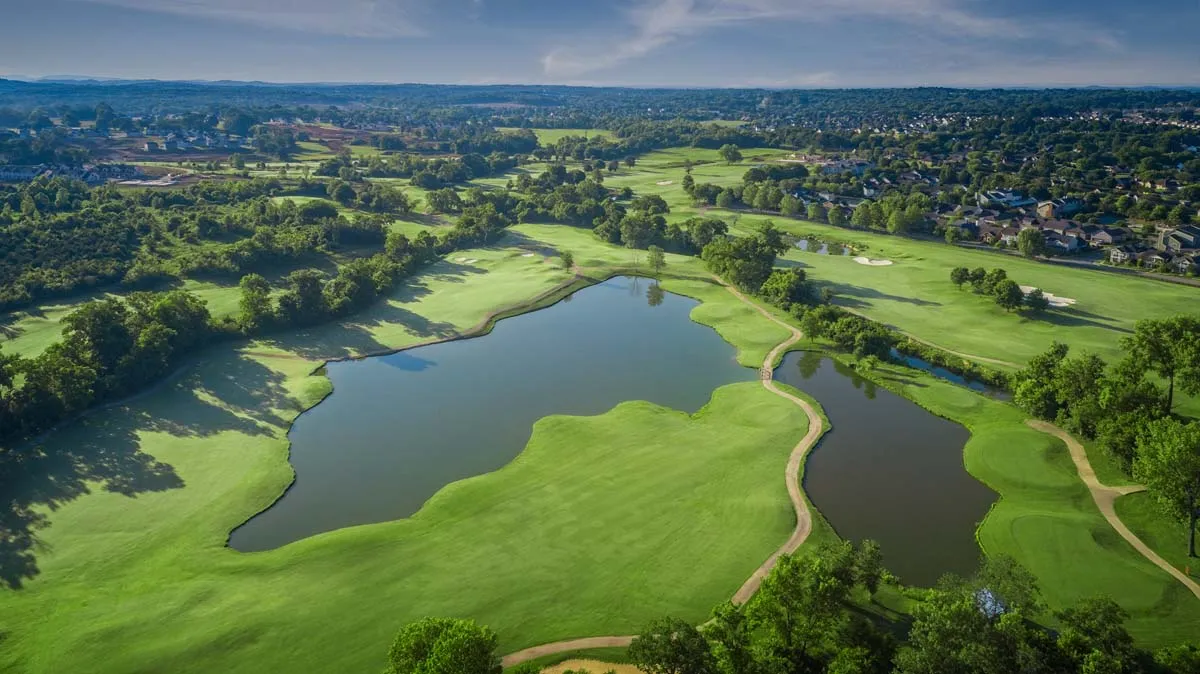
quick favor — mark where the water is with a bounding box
[889,349,1010,400]
[230,277,757,551]
[774,352,996,586]
[795,239,850,256]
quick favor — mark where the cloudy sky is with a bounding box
[1,0,1197,87]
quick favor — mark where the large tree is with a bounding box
[719,144,744,164]
[385,618,501,674]
[1134,417,1200,558]
[1122,316,1200,413]
[629,617,716,674]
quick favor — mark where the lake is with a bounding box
[230,276,757,551]
[774,351,996,586]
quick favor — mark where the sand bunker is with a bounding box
[1020,285,1077,308]
[464,259,479,264]
[655,180,674,185]
[853,256,894,267]
[521,252,536,257]
[542,661,641,674]
[454,257,467,262]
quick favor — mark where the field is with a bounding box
[0,242,818,674]
[497,128,613,145]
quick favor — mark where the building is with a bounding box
[1160,225,1200,253]
[1037,198,1084,219]
[976,190,1037,209]
[144,141,160,152]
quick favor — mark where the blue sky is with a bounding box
[1,0,1197,87]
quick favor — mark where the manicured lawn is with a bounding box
[497,128,613,145]
[0,241,811,674]
[862,359,1200,646]
[1114,492,1200,583]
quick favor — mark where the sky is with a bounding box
[1,0,1197,87]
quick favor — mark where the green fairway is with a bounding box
[1114,492,1200,584]
[861,358,1200,646]
[497,127,613,145]
[0,241,812,674]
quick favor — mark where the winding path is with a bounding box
[501,281,824,667]
[1026,420,1200,600]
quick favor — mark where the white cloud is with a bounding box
[67,0,424,38]
[542,0,1122,77]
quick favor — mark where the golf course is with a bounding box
[4,139,1200,673]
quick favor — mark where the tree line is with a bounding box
[378,547,1200,674]
[949,266,1049,314]
[1013,317,1200,557]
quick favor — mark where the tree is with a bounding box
[828,207,848,227]
[1016,228,1047,258]
[682,173,696,195]
[624,155,637,168]
[385,617,501,674]
[980,268,1008,294]
[760,268,810,308]
[853,539,884,596]
[1024,288,1050,314]
[807,202,828,223]
[851,203,872,229]
[706,603,755,674]
[1122,316,1200,414]
[1134,417,1200,557]
[779,194,802,217]
[719,144,744,164]
[950,267,970,289]
[629,617,716,674]
[1055,598,1139,674]
[801,310,826,342]
[560,250,574,270]
[647,245,666,276]
[715,189,735,209]
[993,279,1025,312]
[427,188,463,214]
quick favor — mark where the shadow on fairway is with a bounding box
[1038,305,1133,334]
[0,352,300,589]
[824,282,942,308]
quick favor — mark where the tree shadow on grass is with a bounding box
[1036,306,1133,334]
[822,281,942,308]
[0,353,297,589]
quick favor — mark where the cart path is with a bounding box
[501,281,825,667]
[1026,420,1200,600]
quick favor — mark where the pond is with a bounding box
[795,239,851,256]
[889,349,1010,400]
[230,276,757,551]
[774,352,996,586]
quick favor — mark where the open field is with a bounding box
[0,242,813,674]
[496,128,613,145]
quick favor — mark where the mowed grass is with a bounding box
[0,280,244,359]
[497,128,613,145]
[0,239,812,674]
[865,359,1200,646]
[1114,492,1200,583]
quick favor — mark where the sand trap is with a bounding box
[853,256,894,267]
[655,180,674,186]
[541,660,641,674]
[454,257,467,262]
[464,259,479,264]
[1020,285,1077,308]
[521,252,536,257]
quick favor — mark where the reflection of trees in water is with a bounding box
[797,351,822,379]
[646,283,664,307]
[628,275,642,298]
[795,352,876,399]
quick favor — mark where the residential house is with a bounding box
[0,165,44,181]
[1109,245,1137,264]
[1137,250,1170,268]
[976,189,1037,209]
[144,141,160,152]
[1045,232,1084,254]
[1037,198,1084,219]
[1159,225,1200,253]
[1173,254,1198,274]
[1087,227,1127,247]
